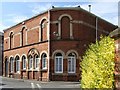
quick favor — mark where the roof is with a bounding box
[3,7,117,32]
[109,28,120,37]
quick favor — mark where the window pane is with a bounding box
[23,59,26,69]
[42,54,47,69]
[56,58,58,72]
[35,55,39,69]
[68,59,71,72]
[55,57,62,73]
[36,58,39,68]
[59,64,62,71]
[29,57,33,69]
[68,57,75,73]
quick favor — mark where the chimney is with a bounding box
[88,5,91,12]
[52,6,54,8]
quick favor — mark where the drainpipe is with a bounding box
[47,9,50,81]
[96,17,98,41]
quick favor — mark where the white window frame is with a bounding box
[22,56,26,70]
[29,57,33,70]
[35,56,40,70]
[68,56,76,73]
[55,56,63,73]
[16,59,20,72]
[10,58,14,73]
[42,54,47,69]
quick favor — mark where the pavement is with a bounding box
[0,76,81,90]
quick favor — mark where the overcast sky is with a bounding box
[0,0,119,32]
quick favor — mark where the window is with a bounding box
[42,53,47,69]
[21,27,26,46]
[15,56,20,72]
[55,53,63,73]
[29,55,33,70]
[9,32,13,49]
[40,19,47,41]
[10,57,14,73]
[22,55,26,70]
[68,53,76,73]
[35,55,39,69]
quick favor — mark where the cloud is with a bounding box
[11,16,28,23]
[31,3,52,15]
[0,22,9,32]
[6,14,28,24]
[80,2,118,25]
[2,14,28,31]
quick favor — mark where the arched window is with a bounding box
[34,55,39,69]
[61,16,70,39]
[41,53,47,69]
[40,19,47,41]
[28,55,33,70]
[68,53,76,73]
[9,32,14,49]
[21,27,27,46]
[10,57,14,73]
[55,53,63,73]
[58,14,73,39]
[22,55,26,70]
[15,55,20,72]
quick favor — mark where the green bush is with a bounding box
[80,36,115,88]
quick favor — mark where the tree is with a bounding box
[80,36,115,88]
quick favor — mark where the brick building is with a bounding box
[0,32,3,76]
[3,7,117,81]
[110,28,120,89]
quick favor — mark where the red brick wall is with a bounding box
[3,8,117,81]
[14,34,20,47]
[49,9,117,81]
[4,12,48,50]
[27,29,39,44]
[4,39,9,50]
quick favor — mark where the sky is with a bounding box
[0,0,120,32]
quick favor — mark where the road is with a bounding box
[0,76,80,90]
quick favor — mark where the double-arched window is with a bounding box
[54,50,77,74]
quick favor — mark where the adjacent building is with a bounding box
[3,7,117,81]
[110,28,120,89]
[0,32,3,76]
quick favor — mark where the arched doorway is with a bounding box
[5,58,9,77]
